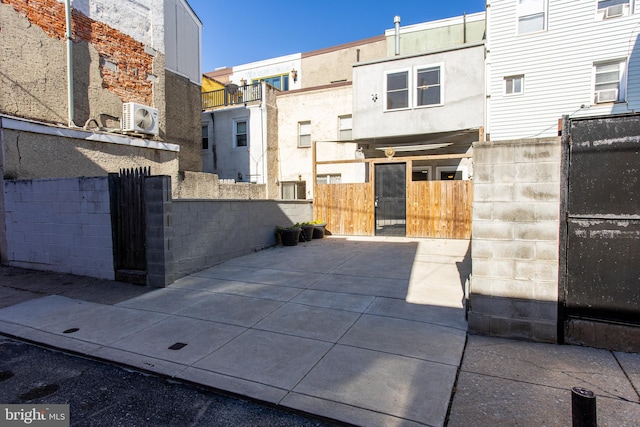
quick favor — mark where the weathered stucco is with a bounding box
[1,128,179,180]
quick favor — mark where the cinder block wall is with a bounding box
[168,199,313,281]
[469,137,561,342]
[3,177,114,279]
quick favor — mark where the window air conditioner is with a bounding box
[122,102,159,136]
[595,89,618,104]
[604,4,625,19]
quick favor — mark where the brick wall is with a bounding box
[469,137,562,343]
[3,0,153,105]
[3,177,114,279]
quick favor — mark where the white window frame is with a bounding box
[596,0,633,20]
[317,174,342,184]
[233,118,248,148]
[517,0,548,35]
[384,68,411,111]
[436,166,469,181]
[504,75,524,95]
[338,115,352,141]
[415,64,444,108]
[298,121,311,148]
[593,59,627,104]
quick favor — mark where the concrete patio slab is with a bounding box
[366,297,467,329]
[290,289,375,312]
[172,277,303,302]
[176,293,284,327]
[310,273,409,299]
[115,287,215,314]
[110,316,245,365]
[292,344,458,427]
[193,329,333,390]
[338,314,466,365]
[0,295,99,329]
[253,302,360,342]
[614,351,640,392]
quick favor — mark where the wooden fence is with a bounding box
[314,180,472,239]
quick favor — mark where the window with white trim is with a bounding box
[202,125,209,150]
[338,115,352,140]
[505,75,524,95]
[416,66,442,106]
[594,60,626,103]
[518,0,547,34]
[317,174,342,184]
[281,181,306,199]
[234,119,247,147]
[385,70,409,110]
[597,0,632,19]
[298,121,311,148]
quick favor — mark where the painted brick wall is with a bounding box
[3,177,114,279]
[3,0,153,105]
[469,137,562,343]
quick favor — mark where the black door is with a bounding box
[375,163,406,236]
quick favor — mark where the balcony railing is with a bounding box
[202,83,262,110]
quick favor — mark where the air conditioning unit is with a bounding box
[595,89,618,104]
[122,102,159,136]
[604,4,625,19]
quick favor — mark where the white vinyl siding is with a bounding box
[487,0,639,140]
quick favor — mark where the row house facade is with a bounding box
[486,0,640,140]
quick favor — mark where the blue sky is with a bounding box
[187,0,486,73]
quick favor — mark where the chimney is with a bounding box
[394,16,401,56]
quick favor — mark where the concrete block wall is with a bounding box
[3,177,114,279]
[170,199,312,280]
[469,137,561,342]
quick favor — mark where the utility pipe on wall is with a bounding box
[64,0,76,127]
[394,16,401,56]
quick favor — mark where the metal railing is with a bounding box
[202,83,262,110]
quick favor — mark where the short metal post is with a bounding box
[571,387,597,427]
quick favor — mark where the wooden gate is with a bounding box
[108,167,150,284]
[313,155,473,239]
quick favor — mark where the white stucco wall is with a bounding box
[209,104,268,184]
[276,84,365,199]
[352,43,485,140]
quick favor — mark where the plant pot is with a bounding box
[312,223,326,239]
[300,225,314,242]
[279,228,301,246]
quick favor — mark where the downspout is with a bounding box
[64,0,76,127]
[394,16,401,56]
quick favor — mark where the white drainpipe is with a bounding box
[64,0,76,127]
[394,16,401,56]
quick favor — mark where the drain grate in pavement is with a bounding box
[63,328,79,334]
[168,342,187,350]
[19,383,60,401]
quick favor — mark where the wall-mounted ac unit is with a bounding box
[604,4,625,19]
[122,102,159,136]
[595,89,618,104]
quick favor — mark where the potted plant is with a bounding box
[298,222,315,242]
[275,225,302,246]
[310,220,327,239]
